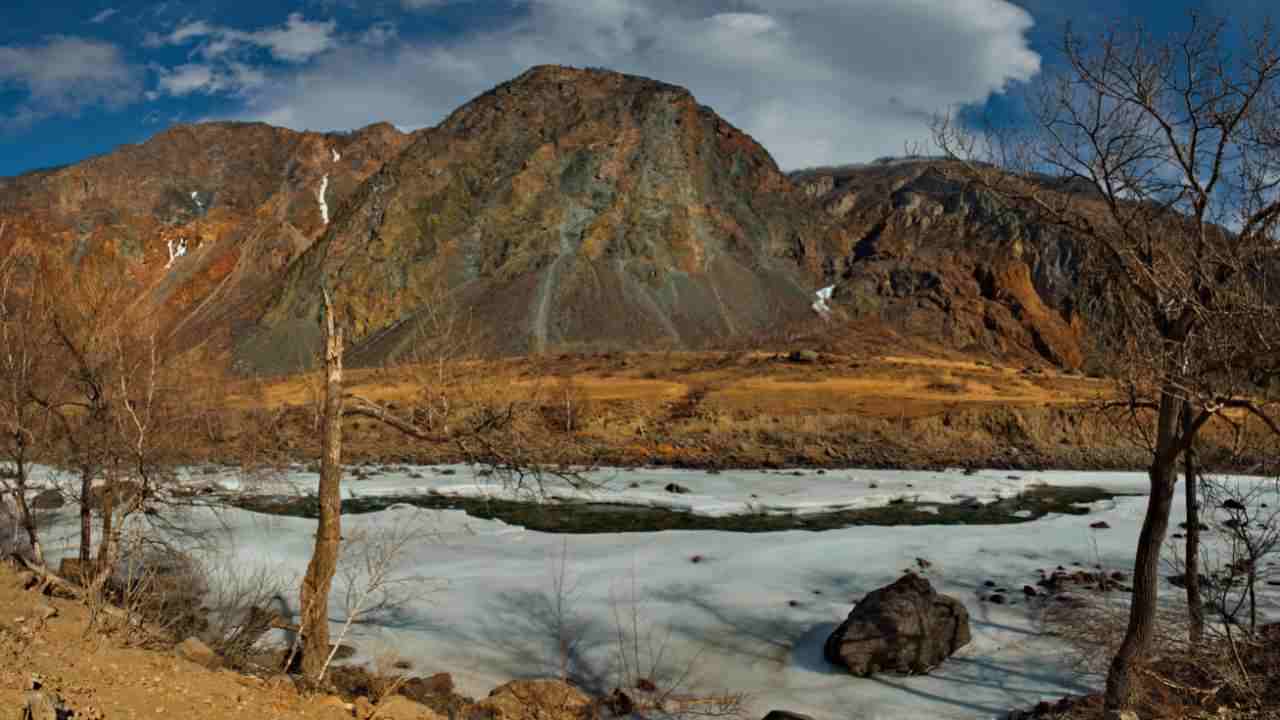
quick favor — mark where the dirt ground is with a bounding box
[0,564,356,720]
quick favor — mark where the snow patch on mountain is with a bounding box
[812,285,834,317]
[165,237,187,269]
[317,175,330,225]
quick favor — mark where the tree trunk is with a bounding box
[12,457,43,566]
[92,478,118,594]
[15,494,43,566]
[299,293,344,681]
[78,466,93,568]
[1105,391,1181,710]
[1182,403,1204,645]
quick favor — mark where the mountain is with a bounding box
[236,65,850,372]
[1,66,1096,375]
[0,120,414,357]
[792,158,1087,369]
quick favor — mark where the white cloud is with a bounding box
[149,13,338,99]
[229,0,1039,169]
[0,36,142,129]
[157,63,215,95]
[151,13,337,64]
[156,61,268,96]
[89,8,119,23]
[251,13,339,62]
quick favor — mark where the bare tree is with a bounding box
[298,287,346,680]
[320,512,440,681]
[293,284,594,680]
[0,228,59,565]
[933,13,1280,711]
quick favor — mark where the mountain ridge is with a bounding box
[0,65,1096,374]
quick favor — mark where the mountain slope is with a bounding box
[237,65,849,372]
[0,121,413,357]
[792,159,1087,368]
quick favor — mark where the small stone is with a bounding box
[175,637,221,669]
[1022,586,1038,598]
[762,712,817,720]
[1090,521,1111,529]
[605,689,635,716]
[664,483,691,494]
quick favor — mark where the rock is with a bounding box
[788,350,820,364]
[319,695,352,713]
[604,689,635,716]
[17,571,37,590]
[353,696,374,718]
[22,689,69,720]
[175,636,221,669]
[475,679,593,720]
[989,594,1007,605]
[411,672,454,696]
[762,712,817,720]
[824,574,971,676]
[1022,585,1038,598]
[368,696,443,720]
[1090,521,1111,529]
[1104,712,1139,720]
[30,489,63,510]
[1222,498,1247,511]
[664,483,691,494]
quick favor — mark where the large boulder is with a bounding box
[30,490,63,510]
[823,574,971,676]
[474,679,593,720]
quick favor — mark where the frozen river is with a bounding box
[28,465,1280,720]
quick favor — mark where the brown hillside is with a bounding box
[0,121,413,360]
[793,159,1087,369]
[237,65,850,373]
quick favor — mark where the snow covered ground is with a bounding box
[28,467,1280,720]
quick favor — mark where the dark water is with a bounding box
[226,485,1119,534]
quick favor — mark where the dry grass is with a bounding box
[185,349,1275,472]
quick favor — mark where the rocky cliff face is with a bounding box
[792,159,1086,368]
[238,65,848,372]
[0,120,413,356]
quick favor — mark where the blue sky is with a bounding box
[0,0,1272,177]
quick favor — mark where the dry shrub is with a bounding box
[99,537,289,667]
[198,558,291,667]
[1042,591,1268,716]
[104,540,210,646]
